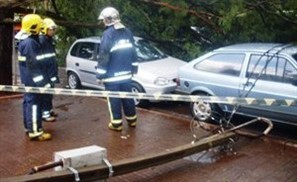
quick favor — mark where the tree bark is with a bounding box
[0,9,13,85]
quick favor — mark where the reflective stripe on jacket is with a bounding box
[97,25,138,84]
[39,35,59,84]
[18,35,49,87]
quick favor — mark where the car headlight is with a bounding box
[154,77,170,86]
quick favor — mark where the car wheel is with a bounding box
[190,92,224,123]
[131,82,148,107]
[68,72,81,89]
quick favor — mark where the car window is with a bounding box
[247,54,297,83]
[70,43,80,56]
[292,53,297,62]
[71,42,96,60]
[284,61,297,83]
[194,53,244,76]
[135,39,167,62]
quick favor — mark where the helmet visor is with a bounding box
[98,14,104,20]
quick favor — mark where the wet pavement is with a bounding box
[0,68,297,181]
[0,93,296,181]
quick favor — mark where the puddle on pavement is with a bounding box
[184,145,235,164]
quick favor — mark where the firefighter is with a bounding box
[15,14,52,141]
[96,7,139,131]
[39,18,59,121]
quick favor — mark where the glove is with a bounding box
[44,83,51,88]
[96,67,107,80]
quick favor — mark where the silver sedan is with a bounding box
[66,36,186,106]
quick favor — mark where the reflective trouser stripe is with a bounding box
[107,97,122,127]
[126,115,137,125]
[111,119,122,124]
[111,119,122,127]
[32,105,38,134]
[50,77,57,82]
[28,131,43,138]
[29,104,43,138]
[126,115,137,121]
[42,111,50,118]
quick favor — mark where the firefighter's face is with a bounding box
[47,27,56,37]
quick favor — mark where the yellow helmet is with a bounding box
[41,18,57,34]
[21,14,42,35]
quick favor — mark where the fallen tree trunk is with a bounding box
[3,132,235,182]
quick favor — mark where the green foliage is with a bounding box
[35,0,297,64]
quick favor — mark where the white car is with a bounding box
[66,36,186,106]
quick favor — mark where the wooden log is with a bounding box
[2,132,235,182]
[0,0,35,9]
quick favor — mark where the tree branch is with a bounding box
[51,0,62,18]
[138,0,223,34]
[5,6,99,28]
[245,0,297,26]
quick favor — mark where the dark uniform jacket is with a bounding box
[96,25,138,84]
[18,35,49,87]
[39,34,59,84]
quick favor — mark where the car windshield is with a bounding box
[135,39,167,62]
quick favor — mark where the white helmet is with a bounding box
[98,7,124,28]
[98,7,120,20]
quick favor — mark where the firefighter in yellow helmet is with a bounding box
[15,14,52,141]
[39,18,59,122]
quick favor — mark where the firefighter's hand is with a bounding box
[44,83,51,88]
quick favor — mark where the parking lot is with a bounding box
[0,69,296,181]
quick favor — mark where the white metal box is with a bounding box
[54,145,107,171]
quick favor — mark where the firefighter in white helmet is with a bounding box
[96,7,139,131]
[40,18,59,122]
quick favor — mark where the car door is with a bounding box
[179,53,246,113]
[74,41,99,87]
[190,53,245,97]
[239,53,297,124]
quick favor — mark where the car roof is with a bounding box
[75,36,101,43]
[75,36,144,43]
[214,43,297,56]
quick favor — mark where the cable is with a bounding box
[225,43,296,125]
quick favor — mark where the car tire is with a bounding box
[190,92,224,123]
[67,72,81,89]
[131,82,148,107]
